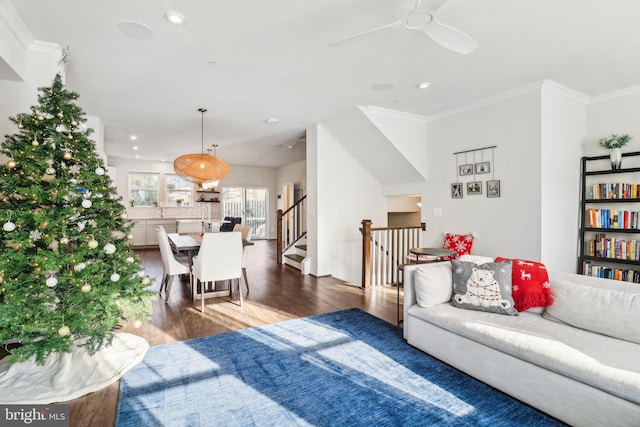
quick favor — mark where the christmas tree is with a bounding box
[0,74,153,364]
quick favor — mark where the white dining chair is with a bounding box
[240,226,253,290]
[191,231,244,313]
[157,226,190,302]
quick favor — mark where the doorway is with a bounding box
[221,187,269,239]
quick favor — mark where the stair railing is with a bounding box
[360,219,425,289]
[277,195,307,264]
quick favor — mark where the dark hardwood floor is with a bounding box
[65,239,399,427]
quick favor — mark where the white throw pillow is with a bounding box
[543,278,640,345]
[414,264,453,307]
[457,254,495,265]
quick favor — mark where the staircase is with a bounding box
[277,195,308,274]
[283,235,309,274]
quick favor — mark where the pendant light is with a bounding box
[173,108,230,184]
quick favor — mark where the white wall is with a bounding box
[539,82,587,272]
[277,159,306,195]
[423,88,543,259]
[586,89,640,155]
[360,106,429,180]
[307,124,387,283]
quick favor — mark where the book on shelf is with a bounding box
[587,234,639,260]
[588,183,640,200]
[582,261,640,283]
[586,208,640,229]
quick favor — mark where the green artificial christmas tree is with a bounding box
[0,74,153,364]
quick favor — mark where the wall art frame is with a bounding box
[475,161,490,174]
[451,183,463,199]
[467,181,482,195]
[487,180,501,198]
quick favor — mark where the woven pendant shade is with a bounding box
[173,154,230,184]
[174,108,230,184]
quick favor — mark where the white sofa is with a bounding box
[402,261,640,427]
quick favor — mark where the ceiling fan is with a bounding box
[330,0,478,55]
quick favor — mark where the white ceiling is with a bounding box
[8,0,640,168]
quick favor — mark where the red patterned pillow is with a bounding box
[495,257,553,312]
[441,233,474,260]
[407,233,474,262]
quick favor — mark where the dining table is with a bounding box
[167,232,254,301]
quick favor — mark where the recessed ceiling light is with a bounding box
[372,82,394,92]
[130,135,137,140]
[265,118,279,125]
[160,158,166,162]
[135,155,140,159]
[417,81,431,89]
[118,21,154,39]
[132,146,139,151]
[165,11,185,25]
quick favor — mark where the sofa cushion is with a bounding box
[407,303,640,405]
[495,257,553,312]
[543,278,640,345]
[451,260,518,316]
[414,264,452,307]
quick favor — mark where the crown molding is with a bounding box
[361,105,429,123]
[588,86,640,104]
[427,81,545,122]
[540,80,590,103]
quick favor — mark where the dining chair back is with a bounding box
[192,231,243,312]
[239,226,253,290]
[157,226,190,302]
[177,220,202,234]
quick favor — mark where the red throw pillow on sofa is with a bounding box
[441,233,474,260]
[495,257,553,312]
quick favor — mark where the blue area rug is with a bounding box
[116,308,564,426]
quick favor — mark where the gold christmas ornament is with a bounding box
[141,277,150,285]
[6,160,17,169]
[32,139,39,146]
[81,283,91,293]
[57,325,70,336]
[62,151,72,160]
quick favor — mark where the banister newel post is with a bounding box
[277,209,283,265]
[360,219,372,289]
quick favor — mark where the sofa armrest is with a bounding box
[402,261,452,337]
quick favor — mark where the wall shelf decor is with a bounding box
[452,145,499,198]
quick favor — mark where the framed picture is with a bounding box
[487,180,501,198]
[451,183,463,199]
[467,181,482,195]
[475,161,490,174]
[459,164,473,176]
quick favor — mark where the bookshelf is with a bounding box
[579,151,640,282]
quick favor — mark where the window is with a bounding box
[165,174,193,206]
[128,173,159,207]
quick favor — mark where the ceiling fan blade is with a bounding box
[329,18,403,47]
[422,17,478,54]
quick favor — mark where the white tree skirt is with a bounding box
[0,333,148,404]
